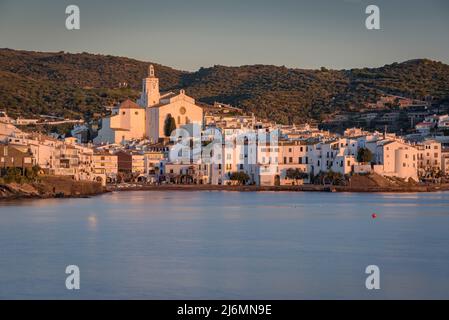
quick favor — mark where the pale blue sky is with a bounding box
[0,0,448,71]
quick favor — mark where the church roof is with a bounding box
[151,90,199,109]
[160,92,177,100]
[119,99,141,109]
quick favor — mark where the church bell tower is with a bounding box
[140,64,160,107]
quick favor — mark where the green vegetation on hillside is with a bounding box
[1,49,448,124]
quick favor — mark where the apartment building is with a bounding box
[116,150,145,174]
[256,132,279,186]
[372,140,419,181]
[93,152,118,183]
[416,140,442,176]
[0,144,36,172]
[143,150,166,176]
[165,163,210,184]
[277,140,308,185]
[442,148,449,176]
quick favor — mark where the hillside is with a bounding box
[1,48,449,124]
[0,49,184,119]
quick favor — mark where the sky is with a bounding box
[0,0,448,71]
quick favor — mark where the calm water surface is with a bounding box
[1,191,449,299]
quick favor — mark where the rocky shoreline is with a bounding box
[0,176,105,200]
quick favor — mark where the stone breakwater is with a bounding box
[0,176,105,200]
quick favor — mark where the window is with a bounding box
[289,157,293,163]
[283,157,287,164]
[299,157,302,164]
[122,111,126,115]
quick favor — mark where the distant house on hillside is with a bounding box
[0,111,12,124]
[0,117,22,141]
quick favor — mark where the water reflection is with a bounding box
[87,215,97,231]
[0,191,449,299]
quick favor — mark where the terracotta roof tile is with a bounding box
[119,99,141,109]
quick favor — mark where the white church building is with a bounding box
[94,65,203,144]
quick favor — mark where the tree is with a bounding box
[2,167,23,184]
[285,168,308,180]
[229,172,250,185]
[24,165,41,181]
[317,170,346,186]
[357,147,373,163]
[163,114,177,137]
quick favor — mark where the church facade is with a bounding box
[94,65,203,144]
